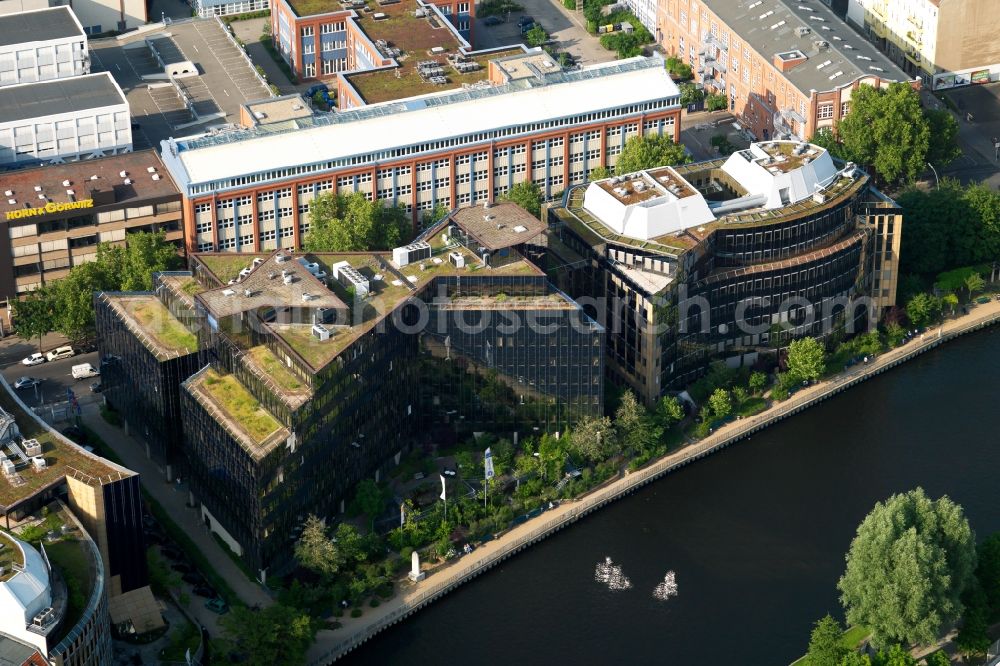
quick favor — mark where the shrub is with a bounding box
[100,404,122,426]
[706,93,728,111]
[350,608,362,618]
[563,0,576,8]
[369,598,380,608]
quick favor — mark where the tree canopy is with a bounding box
[294,514,340,578]
[786,337,826,383]
[500,181,543,217]
[904,292,941,329]
[615,390,661,455]
[568,415,615,462]
[12,231,180,341]
[615,134,691,175]
[804,614,849,666]
[838,488,976,647]
[304,191,410,252]
[221,603,317,666]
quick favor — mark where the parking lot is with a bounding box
[89,18,272,148]
[474,0,615,66]
[3,350,102,415]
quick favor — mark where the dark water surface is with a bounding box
[343,328,1000,665]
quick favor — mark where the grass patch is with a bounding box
[123,298,198,355]
[790,626,869,666]
[45,539,93,634]
[736,397,767,418]
[199,370,281,443]
[180,278,204,297]
[247,346,306,392]
[257,34,297,83]
[198,255,264,283]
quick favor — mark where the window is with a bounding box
[818,104,834,120]
[195,221,212,234]
[841,101,850,116]
[301,26,313,37]
[303,62,315,77]
[197,242,214,252]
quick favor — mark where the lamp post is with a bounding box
[927,162,939,189]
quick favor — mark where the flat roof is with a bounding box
[449,202,546,250]
[705,0,911,93]
[0,6,84,48]
[492,51,561,82]
[245,95,314,125]
[0,73,126,125]
[163,56,680,190]
[196,251,348,319]
[0,150,179,218]
[100,295,198,360]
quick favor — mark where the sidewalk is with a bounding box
[307,297,1000,665]
[80,402,273,609]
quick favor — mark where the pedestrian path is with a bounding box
[308,299,1000,665]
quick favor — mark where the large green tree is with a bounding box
[304,192,409,252]
[832,83,933,187]
[11,289,56,351]
[904,292,941,329]
[500,181,543,217]
[294,514,340,578]
[786,337,826,383]
[615,134,690,174]
[351,479,388,530]
[221,604,316,666]
[804,614,849,666]
[924,108,961,168]
[838,488,977,647]
[615,390,661,454]
[568,415,615,463]
[678,82,704,107]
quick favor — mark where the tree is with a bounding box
[955,583,990,658]
[655,395,685,427]
[964,272,985,298]
[787,337,826,383]
[975,532,1000,617]
[524,24,547,47]
[805,614,848,666]
[923,651,950,666]
[707,388,732,420]
[838,488,977,647]
[568,415,615,463]
[872,645,917,666]
[294,514,340,578]
[665,55,692,80]
[836,82,931,186]
[705,93,727,111]
[924,108,961,167]
[588,165,611,181]
[352,479,387,530]
[615,134,690,175]
[221,604,316,666]
[905,292,941,329]
[537,432,567,482]
[615,390,661,454]
[748,371,768,395]
[678,82,704,107]
[305,192,409,252]
[99,230,180,291]
[500,181,543,217]
[942,292,959,316]
[12,289,56,351]
[810,127,846,160]
[422,202,451,228]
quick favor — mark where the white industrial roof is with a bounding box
[163,57,680,190]
[0,536,50,626]
[583,140,839,240]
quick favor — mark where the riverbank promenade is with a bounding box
[308,298,1000,665]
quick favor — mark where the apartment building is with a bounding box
[271,0,474,83]
[846,0,1000,88]
[160,55,681,254]
[657,0,914,141]
[0,7,88,87]
[0,72,131,167]
[0,0,147,34]
[548,140,902,403]
[0,150,182,296]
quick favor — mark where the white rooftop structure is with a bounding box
[160,56,680,196]
[582,140,838,241]
[0,533,53,654]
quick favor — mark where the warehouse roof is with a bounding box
[0,73,126,125]
[706,0,911,93]
[161,56,680,192]
[0,6,84,48]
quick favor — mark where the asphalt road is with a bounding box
[3,351,102,409]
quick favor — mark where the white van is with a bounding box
[46,346,75,362]
[71,363,99,380]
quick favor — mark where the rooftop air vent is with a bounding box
[34,185,42,192]
[795,26,811,37]
[119,171,127,178]
[3,190,11,196]
[147,166,157,173]
[222,288,236,296]
[62,180,71,187]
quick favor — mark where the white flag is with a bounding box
[400,502,406,527]
[440,474,447,501]
[484,447,495,480]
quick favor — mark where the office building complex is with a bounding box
[270,0,474,82]
[656,0,913,141]
[0,0,147,34]
[0,150,182,296]
[0,71,131,168]
[160,55,681,253]
[846,0,1000,88]
[0,7,88,87]
[97,204,603,576]
[548,140,902,403]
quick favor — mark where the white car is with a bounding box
[14,377,40,390]
[45,346,75,362]
[21,353,45,366]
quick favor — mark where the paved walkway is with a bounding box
[307,297,1000,665]
[80,402,273,610]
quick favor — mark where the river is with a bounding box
[341,328,1000,665]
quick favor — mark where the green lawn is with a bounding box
[248,346,306,392]
[200,370,281,443]
[736,397,767,417]
[125,299,198,355]
[45,539,93,634]
[198,255,264,283]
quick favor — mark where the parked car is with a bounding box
[205,597,229,614]
[517,15,534,27]
[442,468,457,477]
[182,572,205,585]
[71,363,100,380]
[21,353,45,367]
[61,426,89,446]
[89,382,104,393]
[101,354,121,367]
[192,585,217,599]
[482,15,502,25]
[13,377,41,390]
[45,346,75,362]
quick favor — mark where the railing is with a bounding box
[311,303,1000,664]
[215,15,275,98]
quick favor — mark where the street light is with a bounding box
[927,162,939,189]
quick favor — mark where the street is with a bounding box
[2,350,101,412]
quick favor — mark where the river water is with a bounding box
[342,328,1000,665]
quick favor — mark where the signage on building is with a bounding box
[971,69,991,84]
[5,199,94,221]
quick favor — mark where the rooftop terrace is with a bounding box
[102,295,198,360]
[285,0,351,17]
[0,532,23,583]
